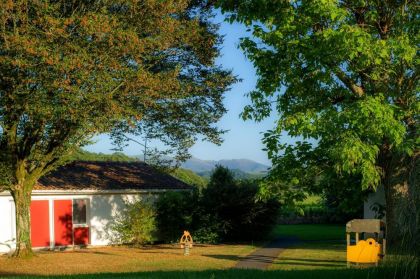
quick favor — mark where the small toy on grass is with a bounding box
[180,231,193,256]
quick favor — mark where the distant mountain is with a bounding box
[181,157,216,173]
[197,168,265,180]
[132,154,269,179]
[181,157,269,174]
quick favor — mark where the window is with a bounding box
[73,199,87,225]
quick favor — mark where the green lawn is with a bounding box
[4,268,398,279]
[3,224,406,279]
[0,244,255,277]
[270,224,345,241]
[269,224,347,270]
[269,241,346,270]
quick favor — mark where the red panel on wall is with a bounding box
[30,200,50,248]
[54,200,73,246]
[74,227,89,245]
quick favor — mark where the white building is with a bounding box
[363,185,386,219]
[0,161,191,254]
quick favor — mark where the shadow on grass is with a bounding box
[276,257,346,264]
[0,267,406,279]
[272,260,345,268]
[202,254,243,261]
[203,254,282,265]
[61,250,118,256]
[286,241,345,251]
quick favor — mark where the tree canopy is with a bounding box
[0,0,235,256]
[218,0,418,248]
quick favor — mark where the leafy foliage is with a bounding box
[218,1,419,247]
[156,166,280,243]
[156,190,199,243]
[200,166,280,241]
[0,0,236,255]
[169,168,207,189]
[68,149,138,162]
[112,198,157,246]
[218,0,418,190]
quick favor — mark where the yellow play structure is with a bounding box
[346,219,386,267]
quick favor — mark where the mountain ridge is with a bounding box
[180,157,269,174]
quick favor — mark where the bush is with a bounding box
[112,198,157,246]
[155,165,280,243]
[200,171,280,242]
[155,190,198,243]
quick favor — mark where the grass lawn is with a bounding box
[270,224,345,241]
[0,244,255,277]
[269,241,346,270]
[3,268,398,279]
[269,224,347,270]
[1,224,400,279]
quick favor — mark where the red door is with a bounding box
[30,200,50,248]
[54,200,73,246]
[74,227,89,245]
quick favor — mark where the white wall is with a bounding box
[0,195,15,253]
[89,193,154,246]
[0,191,158,253]
[364,185,386,219]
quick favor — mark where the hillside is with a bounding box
[70,149,138,162]
[169,168,207,188]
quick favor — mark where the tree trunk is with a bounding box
[383,175,398,248]
[382,151,419,253]
[11,186,33,258]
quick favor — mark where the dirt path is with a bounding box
[234,237,298,270]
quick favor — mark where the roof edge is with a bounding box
[0,188,191,197]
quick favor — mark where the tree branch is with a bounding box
[333,67,364,97]
[122,134,146,148]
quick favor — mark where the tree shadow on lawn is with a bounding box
[271,258,346,268]
[204,253,285,265]
[120,244,216,251]
[202,254,244,261]
[63,250,121,256]
[277,257,346,264]
[290,241,346,250]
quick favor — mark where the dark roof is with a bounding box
[35,161,192,191]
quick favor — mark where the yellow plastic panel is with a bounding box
[347,238,380,263]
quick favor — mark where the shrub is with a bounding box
[200,172,280,241]
[155,190,198,243]
[112,198,157,246]
[155,166,280,243]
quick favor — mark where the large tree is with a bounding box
[0,0,235,257]
[218,0,419,249]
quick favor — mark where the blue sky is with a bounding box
[86,15,287,166]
